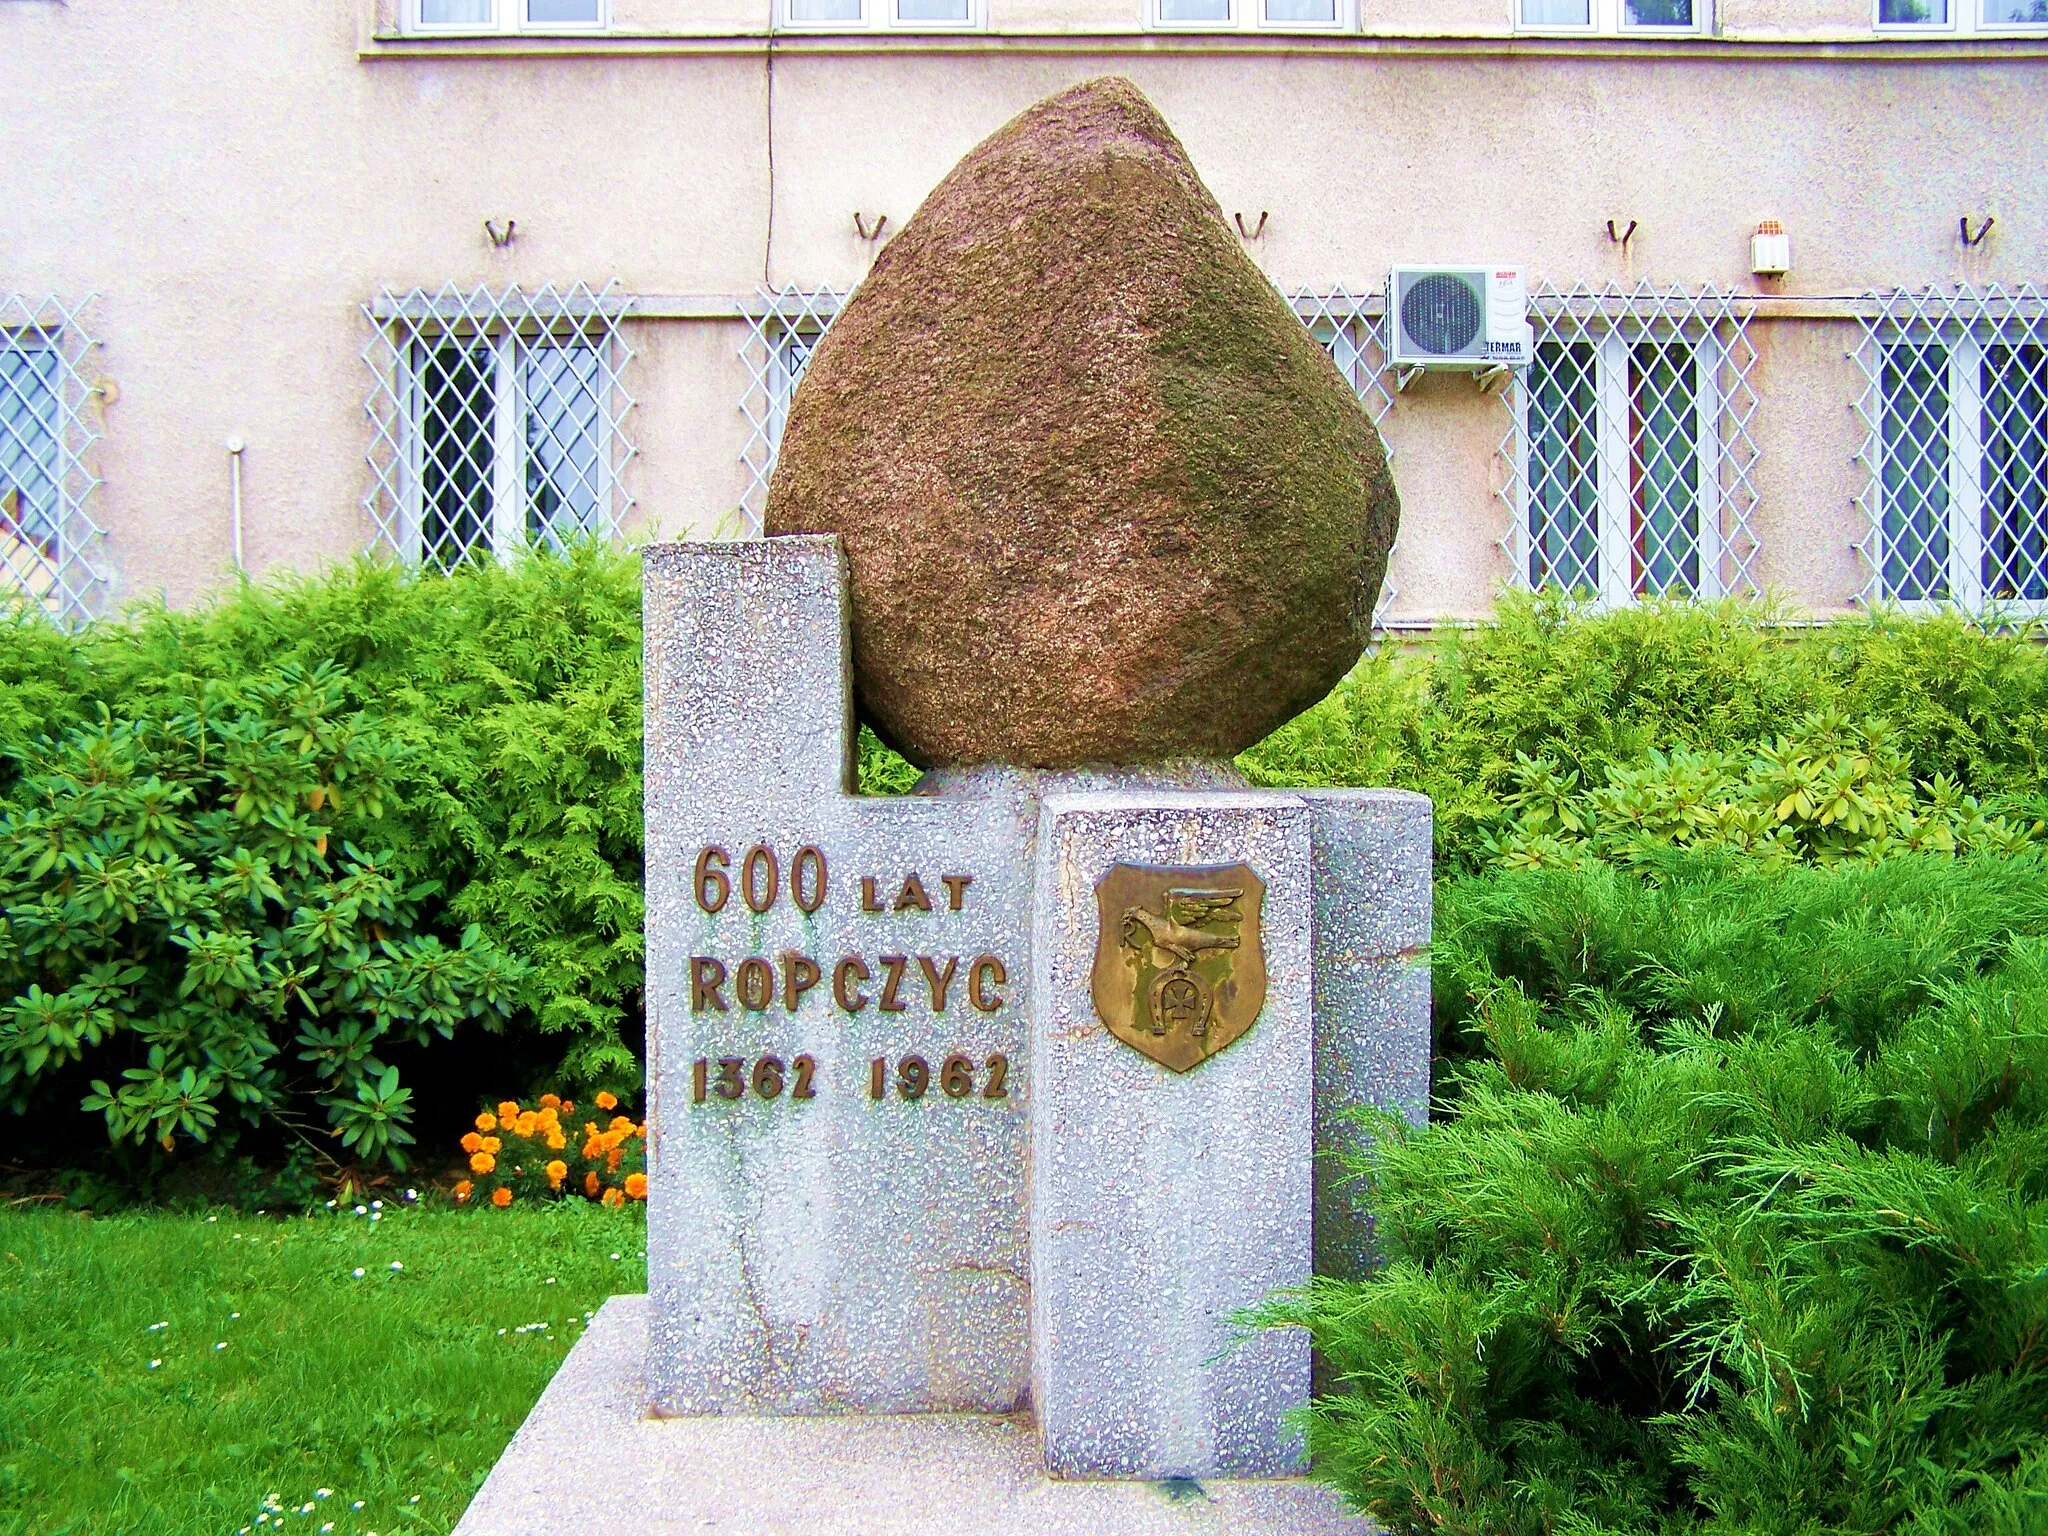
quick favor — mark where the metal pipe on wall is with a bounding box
[225,437,245,573]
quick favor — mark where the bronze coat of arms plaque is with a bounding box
[1090,862,1268,1073]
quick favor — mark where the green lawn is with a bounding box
[0,1202,647,1536]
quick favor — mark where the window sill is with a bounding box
[361,25,2048,53]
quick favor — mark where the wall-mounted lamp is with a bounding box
[1751,219,1792,277]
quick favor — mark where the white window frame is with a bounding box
[777,0,984,31]
[737,286,849,536]
[405,0,610,36]
[1498,285,1762,608]
[0,295,108,628]
[1513,331,1727,606]
[1514,0,1710,34]
[1863,308,2048,617]
[363,283,636,569]
[398,332,625,568]
[1148,0,1351,32]
[1874,0,2048,35]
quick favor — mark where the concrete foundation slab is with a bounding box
[453,1296,1372,1536]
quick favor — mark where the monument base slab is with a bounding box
[454,1296,1372,1536]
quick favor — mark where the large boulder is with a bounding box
[766,76,1398,769]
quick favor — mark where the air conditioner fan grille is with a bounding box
[1401,273,1484,356]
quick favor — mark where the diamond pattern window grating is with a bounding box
[736,285,850,537]
[0,294,109,628]
[1289,291,1401,620]
[1498,283,1762,605]
[1852,286,2048,616]
[363,282,637,571]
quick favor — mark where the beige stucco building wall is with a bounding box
[2,0,2043,620]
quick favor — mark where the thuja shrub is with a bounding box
[1267,853,2048,1534]
[1238,593,2048,871]
[0,663,525,1166]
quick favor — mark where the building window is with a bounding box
[1517,0,1707,31]
[1505,285,1761,604]
[1858,289,2048,612]
[737,286,848,536]
[408,0,606,34]
[364,284,635,570]
[0,295,108,626]
[1876,0,2048,29]
[780,0,980,28]
[1150,0,1348,28]
[1289,291,1401,619]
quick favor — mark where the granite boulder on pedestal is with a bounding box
[456,74,1430,1535]
[767,76,1401,769]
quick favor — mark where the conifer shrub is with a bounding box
[1268,853,2048,1533]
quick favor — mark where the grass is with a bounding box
[0,1201,647,1536]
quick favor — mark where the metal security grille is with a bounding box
[1289,291,1400,618]
[363,283,636,570]
[1853,286,2048,614]
[735,285,849,537]
[0,294,108,626]
[1500,283,1762,604]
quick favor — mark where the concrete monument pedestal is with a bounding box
[454,534,1427,1532]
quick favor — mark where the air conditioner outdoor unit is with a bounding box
[1386,265,1532,371]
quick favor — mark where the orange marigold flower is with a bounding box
[595,1090,619,1112]
[474,1112,496,1132]
[609,1115,633,1134]
[491,1186,513,1208]
[460,1132,483,1154]
[606,1148,624,1172]
[560,1100,574,1115]
[481,1136,502,1154]
[539,1093,561,1109]
[545,1159,568,1188]
[515,1113,538,1137]
[583,1141,604,1161]
[634,1122,648,1140]
[583,1121,599,1137]
[470,1151,496,1175]
[624,1172,648,1200]
[453,1179,473,1202]
[496,1099,520,1121]
[545,1131,567,1152]
[601,1186,625,1208]
[584,1170,601,1198]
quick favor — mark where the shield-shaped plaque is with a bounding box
[1090,863,1267,1073]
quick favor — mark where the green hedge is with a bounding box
[0,548,643,1172]
[7,555,2048,1179]
[1240,593,2048,871]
